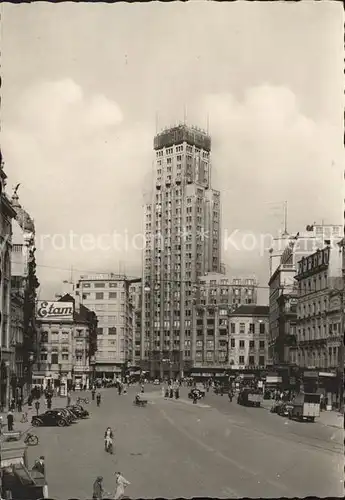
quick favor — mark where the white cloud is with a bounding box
[194,84,343,279]
[2,81,343,298]
[2,79,153,296]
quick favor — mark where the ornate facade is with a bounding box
[0,159,17,409]
[10,189,39,401]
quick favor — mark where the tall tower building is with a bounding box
[142,124,221,379]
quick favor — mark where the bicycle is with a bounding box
[105,438,113,454]
[24,432,39,446]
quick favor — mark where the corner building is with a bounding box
[142,125,221,379]
[77,273,133,377]
[295,246,343,404]
[33,295,97,392]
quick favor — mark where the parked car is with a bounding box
[67,405,89,419]
[65,406,81,419]
[32,410,70,427]
[53,408,76,424]
[153,379,160,385]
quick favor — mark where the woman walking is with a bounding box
[114,471,130,500]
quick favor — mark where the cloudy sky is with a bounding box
[1,1,344,303]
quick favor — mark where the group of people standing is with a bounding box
[163,381,180,399]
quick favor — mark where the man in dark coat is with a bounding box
[33,456,45,476]
[92,476,104,499]
[17,397,23,412]
[7,411,14,431]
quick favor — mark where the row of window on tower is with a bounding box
[155,145,209,157]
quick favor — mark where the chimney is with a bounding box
[74,291,81,314]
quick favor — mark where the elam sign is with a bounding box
[36,301,74,322]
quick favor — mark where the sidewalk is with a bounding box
[0,394,70,434]
[261,399,343,429]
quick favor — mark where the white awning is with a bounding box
[319,372,336,378]
[95,366,121,373]
[1,457,24,468]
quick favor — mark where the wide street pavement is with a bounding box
[26,385,343,499]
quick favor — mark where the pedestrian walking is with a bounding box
[192,390,198,404]
[35,400,40,416]
[47,398,52,410]
[9,398,15,411]
[114,471,130,500]
[28,394,33,409]
[96,392,101,407]
[7,411,14,431]
[17,397,23,413]
[92,388,96,401]
[92,476,104,500]
[320,393,324,411]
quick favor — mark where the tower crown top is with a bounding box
[154,123,211,152]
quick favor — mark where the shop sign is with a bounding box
[37,301,74,322]
[303,371,318,378]
[319,372,336,378]
[266,376,282,384]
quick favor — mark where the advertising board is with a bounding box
[36,301,74,322]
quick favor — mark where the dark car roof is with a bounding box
[35,410,62,417]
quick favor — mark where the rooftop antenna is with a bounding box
[183,104,187,125]
[206,112,210,134]
[282,201,288,236]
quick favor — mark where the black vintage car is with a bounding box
[67,405,89,419]
[57,407,78,422]
[31,409,70,427]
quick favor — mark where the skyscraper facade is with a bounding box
[141,124,221,379]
